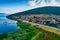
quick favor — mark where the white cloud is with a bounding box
[0,0,60,14]
[0,7,31,14]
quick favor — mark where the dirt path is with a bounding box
[22,20,60,35]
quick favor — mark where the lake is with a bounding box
[0,13,19,34]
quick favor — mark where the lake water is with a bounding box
[0,13,19,34]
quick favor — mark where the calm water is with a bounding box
[0,13,19,34]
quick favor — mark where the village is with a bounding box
[13,14,60,28]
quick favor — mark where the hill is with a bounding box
[7,6,60,19]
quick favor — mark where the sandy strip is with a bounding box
[21,20,60,35]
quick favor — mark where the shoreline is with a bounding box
[6,15,60,35]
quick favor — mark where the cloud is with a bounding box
[28,0,60,6]
[0,0,60,14]
[0,6,34,14]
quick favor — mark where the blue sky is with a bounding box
[0,0,27,5]
[0,0,60,14]
[0,0,30,14]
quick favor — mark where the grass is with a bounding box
[0,21,60,40]
[17,21,39,40]
[17,21,60,40]
[31,32,43,40]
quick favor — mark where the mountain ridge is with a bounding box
[7,6,60,19]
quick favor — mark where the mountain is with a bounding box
[7,6,60,19]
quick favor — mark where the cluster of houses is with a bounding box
[13,14,60,27]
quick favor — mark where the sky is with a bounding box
[0,0,60,14]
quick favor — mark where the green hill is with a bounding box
[7,6,60,19]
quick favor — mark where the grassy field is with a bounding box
[17,21,60,40]
[0,21,60,40]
